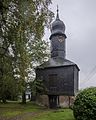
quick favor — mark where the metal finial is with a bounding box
[56,5,59,19]
[57,5,59,13]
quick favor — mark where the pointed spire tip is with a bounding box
[57,5,59,13]
[56,5,59,20]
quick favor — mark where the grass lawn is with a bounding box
[29,109,75,120]
[0,101,75,120]
[0,101,41,118]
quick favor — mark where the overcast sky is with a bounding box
[45,0,96,89]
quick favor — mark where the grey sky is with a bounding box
[45,0,96,89]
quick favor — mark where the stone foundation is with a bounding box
[36,95,75,108]
[59,96,74,107]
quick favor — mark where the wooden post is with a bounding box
[57,96,60,107]
[68,96,70,107]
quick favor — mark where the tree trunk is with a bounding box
[22,91,26,104]
[2,96,6,103]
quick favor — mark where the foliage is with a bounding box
[30,79,47,96]
[36,79,47,94]
[0,0,53,103]
[73,87,96,120]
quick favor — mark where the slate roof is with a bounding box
[37,58,80,70]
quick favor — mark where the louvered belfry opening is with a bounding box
[36,8,79,108]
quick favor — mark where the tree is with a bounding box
[73,87,96,120]
[0,0,53,103]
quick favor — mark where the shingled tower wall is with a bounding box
[36,7,79,108]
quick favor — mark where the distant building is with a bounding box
[36,7,80,108]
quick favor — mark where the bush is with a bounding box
[73,87,96,120]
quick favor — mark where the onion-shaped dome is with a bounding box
[50,7,66,39]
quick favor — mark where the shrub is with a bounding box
[73,87,96,120]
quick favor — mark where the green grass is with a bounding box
[0,101,75,120]
[0,101,41,118]
[31,109,75,120]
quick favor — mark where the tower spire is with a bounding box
[56,5,59,20]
